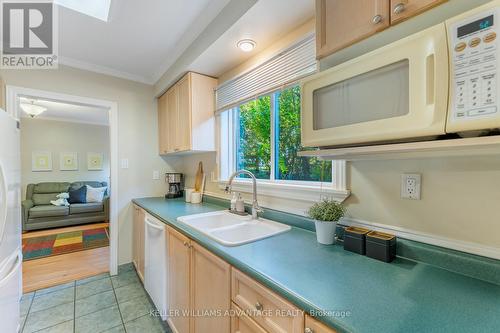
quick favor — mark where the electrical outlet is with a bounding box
[153,170,160,180]
[401,174,421,200]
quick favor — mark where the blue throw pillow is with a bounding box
[68,186,87,204]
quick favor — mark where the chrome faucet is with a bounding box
[225,170,263,219]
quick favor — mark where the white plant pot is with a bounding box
[314,220,337,245]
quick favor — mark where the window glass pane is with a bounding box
[313,60,409,130]
[276,86,332,182]
[237,96,271,179]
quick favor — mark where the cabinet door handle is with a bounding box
[372,14,383,24]
[393,3,405,14]
[183,241,189,247]
[305,328,314,333]
[255,302,263,311]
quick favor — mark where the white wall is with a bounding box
[20,118,110,198]
[1,65,183,265]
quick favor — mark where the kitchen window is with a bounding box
[215,34,349,202]
[217,85,349,202]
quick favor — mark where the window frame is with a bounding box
[216,86,350,203]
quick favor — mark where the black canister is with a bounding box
[343,227,370,255]
[366,231,396,263]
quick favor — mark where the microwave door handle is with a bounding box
[426,53,435,106]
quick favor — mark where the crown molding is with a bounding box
[59,56,154,85]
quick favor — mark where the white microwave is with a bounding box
[302,0,500,147]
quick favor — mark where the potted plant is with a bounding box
[307,198,346,245]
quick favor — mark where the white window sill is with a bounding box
[217,179,350,203]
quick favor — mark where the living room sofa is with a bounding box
[22,181,109,231]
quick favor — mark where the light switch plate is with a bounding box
[401,173,421,200]
[120,158,129,169]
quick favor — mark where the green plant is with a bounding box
[307,198,346,222]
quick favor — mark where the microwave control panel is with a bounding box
[450,9,500,121]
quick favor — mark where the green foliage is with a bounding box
[237,96,271,179]
[237,86,332,182]
[307,198,346,222]
[276,86,332,182]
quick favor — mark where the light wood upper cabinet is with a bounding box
[190,242,231,333]
[158,72,217,155]
[167,226,191,333]
[132,205,145,282]
[316,0,447,59]
[158,93,168,155]
[390,0,447,25]
[305,315,338,333]
[166,226,231,333]
[166,87,178,153]
[177,75,191,152]
[316,0,390,59]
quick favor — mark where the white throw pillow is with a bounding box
[86,185,107,203]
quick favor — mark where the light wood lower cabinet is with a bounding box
[231,268,304,333]
[305,315,338,333]
[231,303,267,333]
[164,226,337,333]
[166,226,231,333]
[132,205,145,282]
[167,227,191,333]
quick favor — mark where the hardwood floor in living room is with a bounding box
[22,222,110,293]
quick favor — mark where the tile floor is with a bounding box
[20,263,172,333]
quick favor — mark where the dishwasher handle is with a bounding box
[145,217,164,231]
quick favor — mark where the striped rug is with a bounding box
[22,227,109,261]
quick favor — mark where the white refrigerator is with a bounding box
[0,110,22,333]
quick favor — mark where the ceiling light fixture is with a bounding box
[20,101,47,118]
[237,39,256,52]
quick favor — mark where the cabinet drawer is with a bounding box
[231,268,304,333]
[305,315,338,333]
[231,302,267,333]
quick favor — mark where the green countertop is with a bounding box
[132,197,500,333]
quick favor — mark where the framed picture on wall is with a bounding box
[60,152,78,171]
[32,151,52,172]
[87,152,104,170]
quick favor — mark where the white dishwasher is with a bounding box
[144,214,168,320]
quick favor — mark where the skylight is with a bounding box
[55,0,111,22]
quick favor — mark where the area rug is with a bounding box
[22,227,109,261]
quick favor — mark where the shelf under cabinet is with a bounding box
[298,135,500,161]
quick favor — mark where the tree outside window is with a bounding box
[236,86,332,182]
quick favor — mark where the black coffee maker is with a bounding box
[165,173,184,199]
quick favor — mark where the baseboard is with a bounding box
[341,217,500,260]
